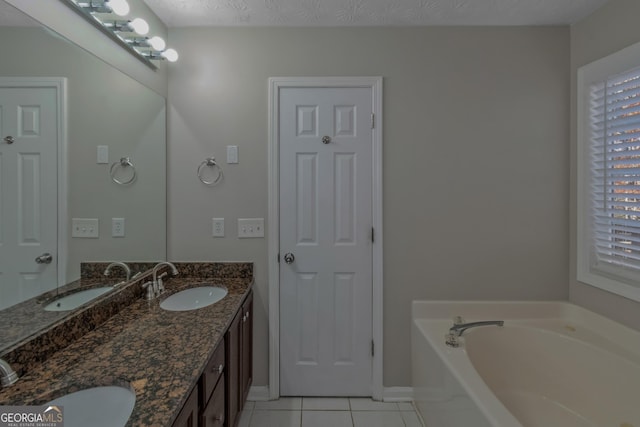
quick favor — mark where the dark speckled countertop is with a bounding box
[0,274,253,427]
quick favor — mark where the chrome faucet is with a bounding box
[0,358,18,387]
[104,262,131,282]
[445,319,504,348]
[149,262,179,298]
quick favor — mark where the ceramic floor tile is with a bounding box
[352,411,405,427]
[401,410,424,427]
[301,410,353,427]
[349,398,399,411]
[302,397,350,411]
[396,401,415,411]
[254,397,302,411]
[249,410,301,427]
[238,408,253,427]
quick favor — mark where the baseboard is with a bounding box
[247,385,414,402]
[247,386,270,401]
[382,386,414,402]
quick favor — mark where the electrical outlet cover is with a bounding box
[212,218,225,237]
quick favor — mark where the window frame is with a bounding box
[577,40,640,302]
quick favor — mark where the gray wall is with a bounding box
[570,0,640,330]
[167,26,570,388]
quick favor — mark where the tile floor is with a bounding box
[239,397,424,427]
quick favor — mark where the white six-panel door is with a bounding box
[279,86,373,396]
[0,86,58,309]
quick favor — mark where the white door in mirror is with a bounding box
[0,84,59,309]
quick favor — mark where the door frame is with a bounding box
[0,77,68,287]
[267,76,383,400]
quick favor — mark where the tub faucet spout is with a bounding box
[446,320,504,348]
[449,320,504,337]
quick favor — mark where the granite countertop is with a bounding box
[0,275,253,427]
[0,277,124,351]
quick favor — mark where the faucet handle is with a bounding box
[445,332,462,348]
[142,281,154,300]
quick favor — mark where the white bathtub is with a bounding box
[411,301,640,427]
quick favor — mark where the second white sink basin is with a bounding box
[45,385,135,427]
[160,286,228,311]
[44,287,113,312]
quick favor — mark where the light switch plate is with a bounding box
[238,218,264,238]
[72,218,99,238]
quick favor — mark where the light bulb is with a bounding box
[147,36,166,51]
[161,48,179,62]
[129,18,149,35]
[106,0,129,16]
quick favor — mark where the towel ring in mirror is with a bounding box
[198,157,224,186]
[110,157,137,185]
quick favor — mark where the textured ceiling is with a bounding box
[143,0,609,27]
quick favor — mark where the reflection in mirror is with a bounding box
[0,0,166,351]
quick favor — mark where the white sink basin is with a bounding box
[44,287,113,312]
[160,286,228,311]
[45,385,135,427]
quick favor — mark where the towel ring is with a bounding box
[198,157,224,186]
[110,157,137,185]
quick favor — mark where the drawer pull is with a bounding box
[217,364,224,374]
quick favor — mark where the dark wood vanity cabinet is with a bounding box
[172,344,224,427]
[172,385,199,427]
[172,290,252,427]
[226,291,253,427]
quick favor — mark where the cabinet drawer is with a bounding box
[200,339,225,408]
[200,379,225,427]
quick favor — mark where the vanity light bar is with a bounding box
[60,0,179,68]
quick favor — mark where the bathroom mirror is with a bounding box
[0,0,166,351]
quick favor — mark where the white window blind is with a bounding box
[589,66,640,275]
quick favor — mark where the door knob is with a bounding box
[3,136,14,144]
[322,135,332,144]
[35,253,53,264]
[283,253,295,264]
